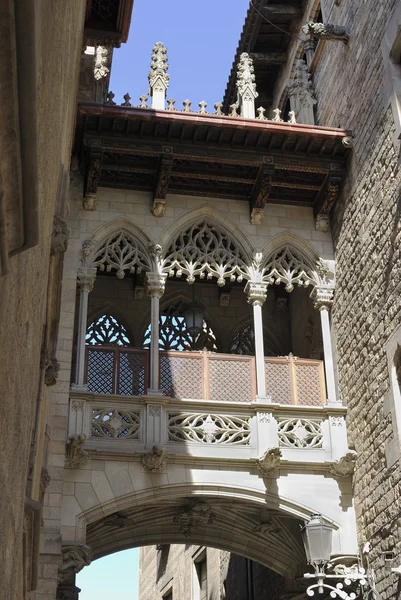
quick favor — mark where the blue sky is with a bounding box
[79,1,249,597]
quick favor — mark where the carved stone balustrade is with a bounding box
[68,391,348,469]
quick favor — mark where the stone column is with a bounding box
[71,267,97,390]
[57,544,92,600]
[313,288,340,405]
[245,281,268,399]
[146,272,167,393]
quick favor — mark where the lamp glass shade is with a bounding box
[301,514,333,565]
[183,307,204,337]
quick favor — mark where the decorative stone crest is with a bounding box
[65,434,89,469]
[256,447,282,477]
[302,21,350,43]
[236,53,258,118]
[329,450,357,478]
[51,214,70,255]
[141,445,167,472]
[58,544,93,583]
[174,501,215,536]
[94,46,110,81]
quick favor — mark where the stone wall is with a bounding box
[0,3,86,600]
[313,1,401,597]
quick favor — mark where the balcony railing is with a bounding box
[85,347,326,406]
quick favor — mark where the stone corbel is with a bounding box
[329,450,357,478]
[152,147,173,217]
[314,165,344,232]
[250,158,275,225]
[302,21,350,43]
[51,214,71,255]
[83,149,103,211]
[256,447,282,477]
[41,349,60,387]
[141,445,167,472]
[65,434,89,469]
[57,544,92,600]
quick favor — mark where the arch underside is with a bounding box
[85,494,306,576]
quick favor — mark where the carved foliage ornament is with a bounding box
[91,231,151,279]
[174,501,215,536]
[141,445,167,472]
[256,447,282,476]
[162,221,249,286]
[329,450,357,478]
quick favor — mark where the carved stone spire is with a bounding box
[148,41,169,110]
[236,52,258,119]
[289,59,317,125]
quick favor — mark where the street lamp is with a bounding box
[301,515,380,599]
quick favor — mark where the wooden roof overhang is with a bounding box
[75,103,352,224]
[84,0,133,47]
[223,0,303,113]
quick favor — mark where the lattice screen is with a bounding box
[160,355,203,399]
[209,358,253,402]
[87,349,114,394]
[265,361,291,404]
[119,352,146,396]
[295,363,323,406]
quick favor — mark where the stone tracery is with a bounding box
[90,230,152,278]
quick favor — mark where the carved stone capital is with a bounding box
[77,267,97,293]
[146,271,167,298]
[245,281,268,306]
[174,501,215,536]
[58,544,92,584]
[329,450,357,478]
[65,434,89,469]
[256,447,282,477]
[141,445,167,472]
[302,21,350,43]
[312,287,334,311]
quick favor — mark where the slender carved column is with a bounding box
[146,272,167,393]
[313,288,339,405]
[245,281,268,399]
[72,268,97,390]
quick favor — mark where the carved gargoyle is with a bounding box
[329,450,357,478]
[65,434,89,469]
[256,447,282,477]
[302,21,349,43]
[174,501,215,536]
[141,445,167,472]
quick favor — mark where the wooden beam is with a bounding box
[152,147,174,216]
[261,4,301,17]
[249,158,275,224]
[250,52,287,65]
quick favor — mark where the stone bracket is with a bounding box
[152,147,174,217]
[250,158,275,224]
[314,164,344,231]
[83,148,103,211]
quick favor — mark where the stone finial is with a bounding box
[121,93,132,107]
[256,107,267,120]
[229,103,239,117]
[105,91,116,105]
[65,434,89,469]
[136,95,148,109]
[167,98,176,111]
[141,445,167,472]
[174,501,215,536]
[302,21,349,43]
[198,100,208,114]
[214,102,224,116]
[148,41,169,109]
[288,111,297,124]
[236,52,258,118]
[94,46,110,81]
[256,447,282,476]
[329,450,357,478]
[182,99,193,112]
[272,108,283,122]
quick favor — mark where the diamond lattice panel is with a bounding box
[209,358,252,402]
[119,352,146,396]
[87,349,114,394]
[295,364,323,406]
[265,361,291,404]
[160,355,203,399]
